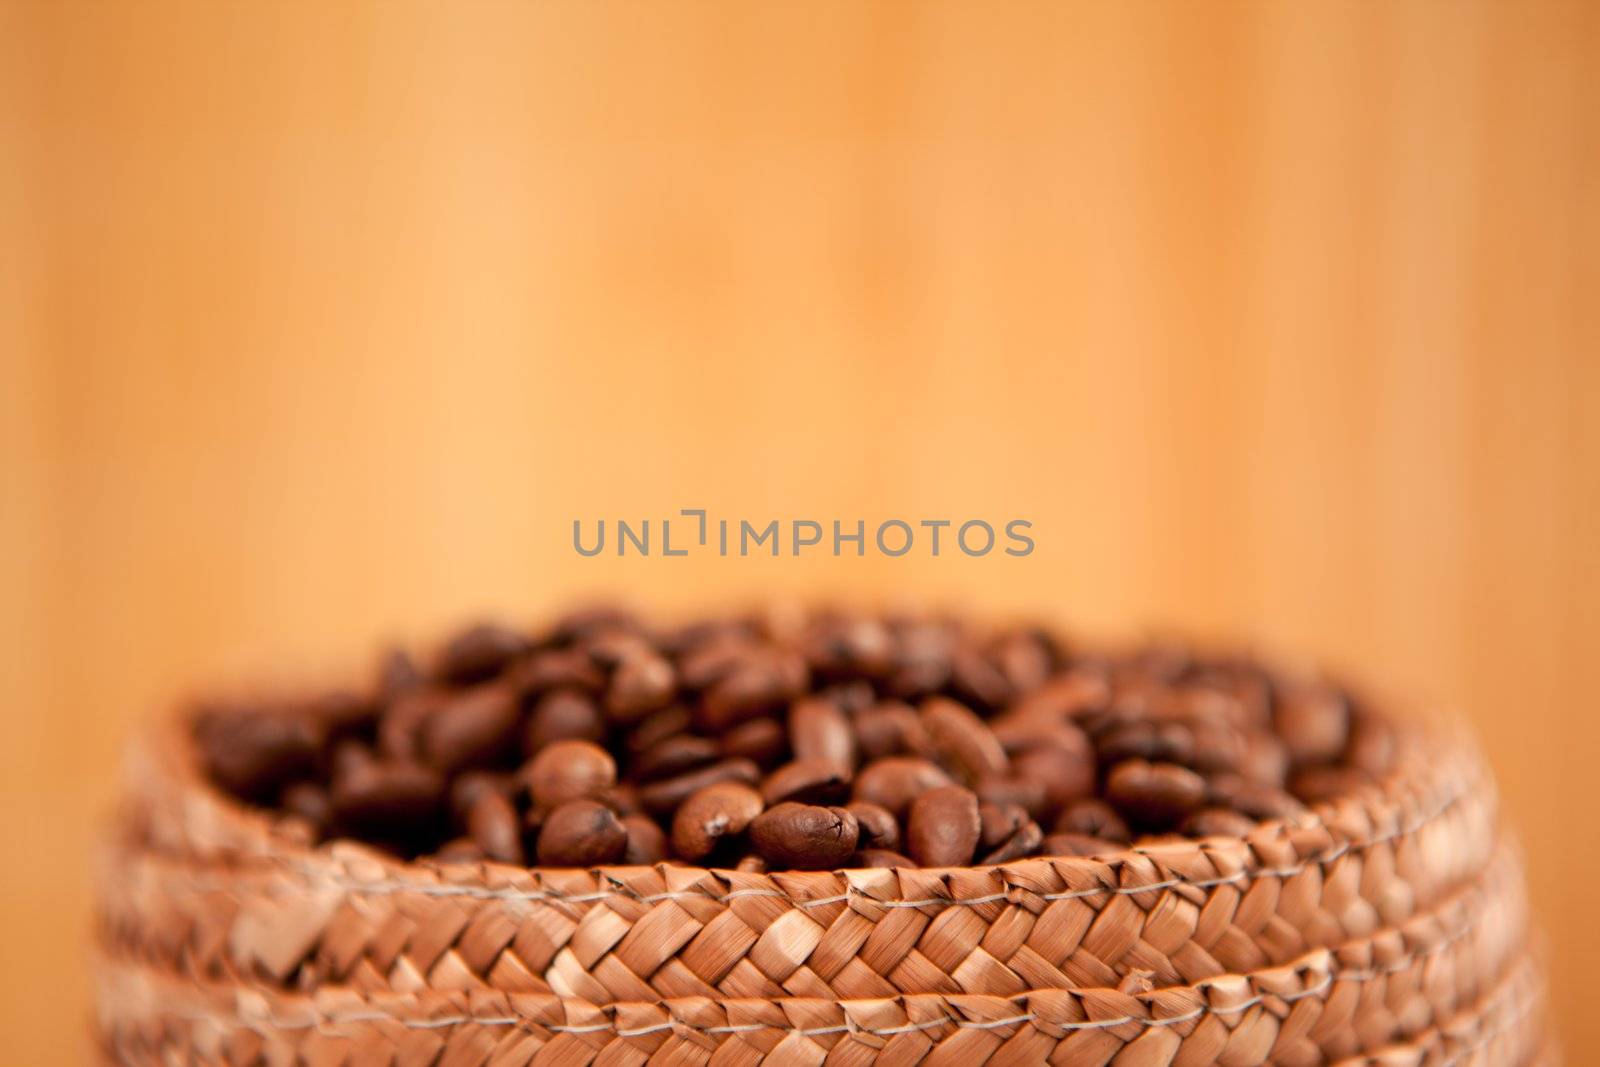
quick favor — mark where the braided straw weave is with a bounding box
[94,708,1545,1064]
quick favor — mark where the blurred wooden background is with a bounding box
[3,1,1596,1060]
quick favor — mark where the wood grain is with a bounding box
[4,2,1596,1061]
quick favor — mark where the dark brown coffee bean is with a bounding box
[762,758,851,807]
[377,687,443,761]
[1012,742,1096,815]
[331,758,444,833]
[677,634,757,690]
[749,802,858,870]
[853,702,931,761]
[524,689,605,753]
[377,647,424,701]
[509,648,605,694]
[980,819,1043,864]
[698,651,808,731]
[1289,765,1373,804]
[466,791,524,864]
[906,786,981,867]
[1041,832,1124,857]
[602,782,642,816]
[993,630,1054,692]
[1179,807,1257,839]
[1053,799,1132,843]
[436,837,485,863]
[846,802,900,852]
[921,697,1008,783]
[852,757,954,818]
[1097,720,1195,767]
[449,770,515,821]
[789,697,856,770]
[721,718,788,768]
[620,814,669,865]
[437,622,528,684]
[420,682,520,773]
[974,777,1048,821]
[671,782,764,861]
[1188,719,1245,775]
[309,689,379,739]
[1207,776,1308,821]
[605,653,676,722]
[1105,760,1206,828]
[536,799,627,866]
[281,782,331,831]
[198,709,320,800]
[855,849,915,868]
[1003,668,1109,724]
[637,758,761,818]
[523,740,617,809]
[633,734,721,782]
[804,617,895,680]
[886,620,954,697]
[978,802,1029,853]
[1275,685,1350,767]
[949,646,1014,710]
[625,706,692,753]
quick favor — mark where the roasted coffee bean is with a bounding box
[509,648,606,694]
[536,800,627,866]
[1207,776,1308,821]
[1041,832,1124,857]
[1003,668,1110,724]
[1290,765,1372,804]
[677,634,757,690]
[633,734,721,782]
[846,802,900,852]
[698,650,808,731]
[331,759,444,833]
[281,782,331,831]
[436,837,485,862]
[377,687,442,761]
[1237,733,1291,786]
[906,786,981,867]
[852,757,954,818]
[310,689,379,739]
[749,803,858,870]
[198,709,321,800]
[853,702,930,761]
[420,682,520,773]
[978,802,1029,852]
[466,791,524,864]
[981,819,1043,864]
[721,718,788,768]
[1188,719,1245,775]
[523,740,617,809]
[1179,807,1257,839]
[762,758,851,806]
[948,646,1014,710]
[974,776,1049,820]
[671,782,764,861]
[1012,743,1096,815]
[855,849,915,868]
[626,706,692,754]
[1275,685,1350,767]
[603,782,642,816]
[638,758,761,817]
[449,770,515,821]
[921,697,1008,783]
[886,620,954,697]
[1097,720,1195,767]
[620,813,670,865]
[735,854,768,873]
[804,616,895,680]
[993,630,1054,692]
[437,622,528,684]
[524,690,605,753]
[1053,799,1132,843]
[1105,760,1206,828]
[789,697,856,770]
[605,652,676,722]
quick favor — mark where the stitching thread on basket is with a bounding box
[151,775,1480,910]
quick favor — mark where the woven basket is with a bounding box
[92,694,1545,1065]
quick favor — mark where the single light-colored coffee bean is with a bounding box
[524,689,605,753]
[906,786,981,867]
[1105,760,1206,828]
[846,802,900,852]
[637,758,761,817]
[421,682,520,772]
[851,757,954,818]
[1053,798,1131,842]
[523,740,617,809]
[749,802,859,870]
[921,697,1009,783]
[761,758,850,806]
[672,782,764,861]
[466,790,524,864]
[789,697,856,769]
[536,799,627,866]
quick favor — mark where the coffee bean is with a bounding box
[420,682,520,773]
[721,718,788,768]
[949,647,1014,710]
[605,653,676,722]
[698,650,808,731]
[1098,720,1195,767]
[852,757,954,818]
[377,648,423,701]
[523,740,617,809]
[993,630,1054,692]
[524,689,605,754]
[1237,733,1291,786]
[1275,685,1350,767]
[436,837,485,863]
[198,709,320,801]
[853,702,930,761]
[377,687,443,761]
[1290,765,1373,804]
[1053,799,1132,843]
[1179,807,1257,838]
[921,697,1008,783]
[620,813,669,865]
[974,777,1048,820]
[448,770,515,821]
[886,621,954,697]
[846,802,900,852]
[978,802,1029,852]
[1011,742,1096,815]
[437,622,528,684]
[671,782,764,861]
[906,786,981,867]
[1041,832,1124,857]
[331,758,444,834]
[633,734,721,782]
[981,819,1043,864]
[789,697,856,770]
[536,800,627,866]
[637,758,761,818]
[749,802,859,870]
[466,791,524,864]
[761,758,850,806]
[1105,760,1206,829]
[804,617,895,680]
[1207,776,1308,821]
[509,648,606,694]
[854,849,915,868]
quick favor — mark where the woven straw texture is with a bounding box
[93,712,1546,1065]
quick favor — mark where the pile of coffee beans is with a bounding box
[195,608,1397,871]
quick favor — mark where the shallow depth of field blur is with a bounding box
[3,2,1596,1061]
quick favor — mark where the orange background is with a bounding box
[3,2,1597,1060]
